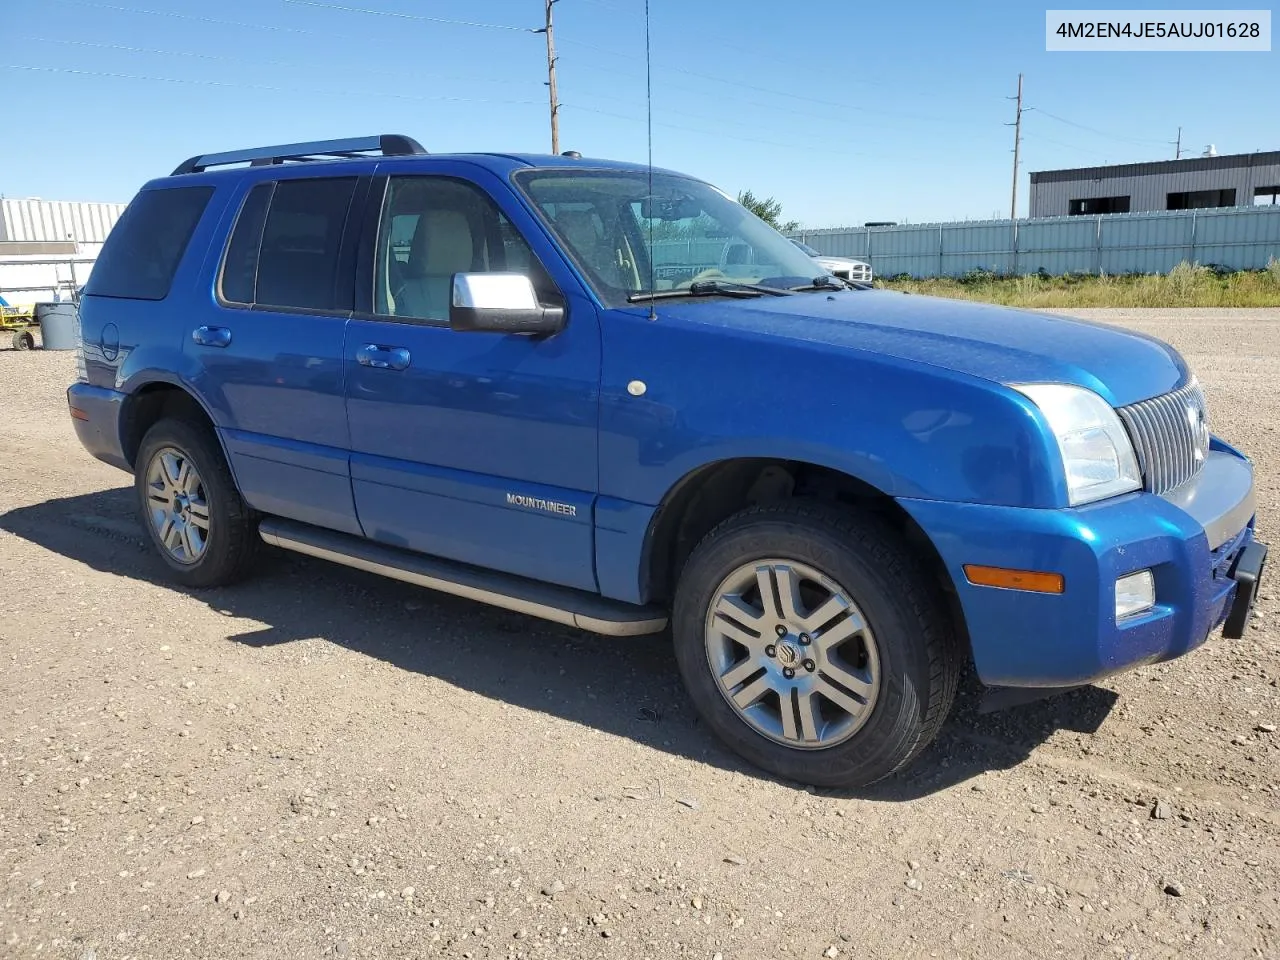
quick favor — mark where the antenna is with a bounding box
[644,0,656,320]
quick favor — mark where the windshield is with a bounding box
[514,169,823,307]
[791,239,822,257]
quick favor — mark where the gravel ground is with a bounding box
[1,308,1277,960]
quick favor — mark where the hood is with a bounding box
[653,290,1187,407]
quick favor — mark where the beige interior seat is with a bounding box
[396,209,476,320]
[553,209,619,288]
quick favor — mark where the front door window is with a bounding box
[373,176,557,322]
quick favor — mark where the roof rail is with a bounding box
[170,134,426,176]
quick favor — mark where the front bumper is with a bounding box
[899,442,1266,689]
[67,382,131,472]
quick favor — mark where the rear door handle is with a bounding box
[192,325,232,348]
[356,344,411,371]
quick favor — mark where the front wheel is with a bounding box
[672,502,961,788]
[134,418,260,588]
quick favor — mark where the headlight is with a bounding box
[1012,383,1141,506]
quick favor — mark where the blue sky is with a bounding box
[1,0,1275,226]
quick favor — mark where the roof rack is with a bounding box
[171,134,427,176]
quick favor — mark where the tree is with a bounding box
[737,189,799,232]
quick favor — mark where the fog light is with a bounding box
[1115,570,1155,620]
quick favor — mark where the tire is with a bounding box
[672,501,961,789]
[134,417,260,588]
[12,331,34,350]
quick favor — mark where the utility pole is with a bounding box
[538,0,560,154]
[1007,73,1023,221]
[1173,126,1183,159]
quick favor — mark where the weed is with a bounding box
[878,263,1280,308]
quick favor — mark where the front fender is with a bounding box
[598,312,1063,509]
[591,314,1067,605]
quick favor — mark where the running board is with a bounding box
[259,518,669,637]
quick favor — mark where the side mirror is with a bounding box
[449,273,564,335]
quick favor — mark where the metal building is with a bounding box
[0,198,125,304]
[1029,150,1280,219]
[1,198,126,244]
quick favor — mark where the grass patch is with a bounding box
[878,260,1280,308]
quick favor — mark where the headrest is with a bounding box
[407,209,474,277]
[553,209,601,253]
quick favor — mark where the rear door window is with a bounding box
[84,186,214,300]
[219,177,358,312]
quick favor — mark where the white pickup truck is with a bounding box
[790,239,873,283]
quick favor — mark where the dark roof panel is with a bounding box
[1030,150,1280,184]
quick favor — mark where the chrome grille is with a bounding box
[832,264,873,283]
[1116,379,1210,495]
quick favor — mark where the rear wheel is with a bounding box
[672,501,961,788]
[134,418,259,588]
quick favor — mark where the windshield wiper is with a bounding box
[627,279,795,303]
[789,275,872,292]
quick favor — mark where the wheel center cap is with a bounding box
[775,642,798,666]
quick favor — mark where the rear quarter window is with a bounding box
[84,186,214,300]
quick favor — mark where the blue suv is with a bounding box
[67,135,1266,787]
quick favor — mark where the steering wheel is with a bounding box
[687,267,728,285]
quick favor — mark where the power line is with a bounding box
[560,62,852,123]
[47,0,321,34]
[35,36,956,146]
[1021,133,1113,160]
[2,63,538,106]
[47,0,551,144]
[561,42,971,126]
[561,67,979,136]
[555,25,1002,103]
[27,33,834,140]
[566,88,956,155]
[561,104,867,156]
[1029,107,1169,146]
[272,0,927,117]
[575,0,636,14]
[280,0,535,32]
[270,0,916,145]
[52,0,983,155]
[20,36,536,87]
[570,89,858,131]
[7,55,856,159]
[557,36,964,124]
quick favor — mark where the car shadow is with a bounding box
[0,487,1118,801]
